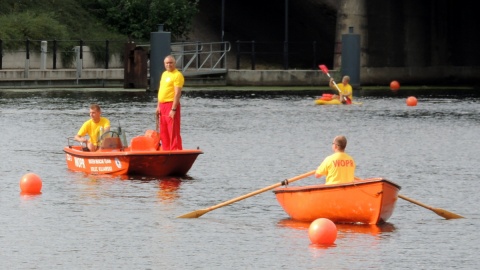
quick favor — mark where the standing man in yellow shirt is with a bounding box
[156,55,184,150]
[315,135,355,185]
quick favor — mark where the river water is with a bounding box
[0,88,478,269]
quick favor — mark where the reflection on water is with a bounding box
[158,178,182,202]
[66,172,187,203]
[277,218,396,236]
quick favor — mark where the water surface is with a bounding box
[0,89,478,269]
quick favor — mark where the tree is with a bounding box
[81,0,199,41]
[0,11,69,49]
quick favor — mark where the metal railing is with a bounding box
[171,41,230,76]
[0,38,321,73]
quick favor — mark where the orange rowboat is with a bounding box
[273,178,401,224]
[64,130,203,177]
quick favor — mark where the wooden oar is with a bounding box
[177,170,315,218]
[354,177,464,220]
[398,194,464,220]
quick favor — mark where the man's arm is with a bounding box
[169,85,182,118]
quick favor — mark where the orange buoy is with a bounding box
[406,96,418,106]
[19,173,43,195]
[390,80,400,91]
[308,218,337,245]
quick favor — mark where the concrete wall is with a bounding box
[1,46,123,69]
[1,66,480,89]
[226,70,324,86]
[226,67,480,87]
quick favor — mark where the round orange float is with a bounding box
[406,96,418,106]
[390,80,400,91]
[19,173,43,195]
[308,218,337,245]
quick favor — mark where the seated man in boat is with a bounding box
[330,76,353,104]
[74,104,110,151]
[315,135,356,185]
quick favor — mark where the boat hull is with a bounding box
[64,130,203,177]
[64,146,203,177]
[273,178,401,224]
[314,98,342,105]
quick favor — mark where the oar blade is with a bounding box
[318,64,329,74]
[398,194,464,220]
[433,208,464,220]
[177,209,208,219]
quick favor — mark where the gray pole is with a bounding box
[341,27,361,88]
[150,24,171,91]
[221,0,225,42]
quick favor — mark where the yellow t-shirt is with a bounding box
[77,117,110,146]
[335,83,353,101]
[316,152,355,185]
[157,69,184,103]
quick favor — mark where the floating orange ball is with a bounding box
[390,80,400,91]
[406,96,418,106]
[19,173,43,195]
[308,218,337,245]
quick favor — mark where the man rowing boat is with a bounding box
[315,135,356,185]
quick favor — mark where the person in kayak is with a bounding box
[330,76,353,104]
[74,104,111,151]
[315,135,356,185]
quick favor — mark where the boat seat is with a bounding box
[100,137,122,149]
[130,136,156,151]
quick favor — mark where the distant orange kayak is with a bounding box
[273,178,401,224]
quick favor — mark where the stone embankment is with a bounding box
[0,68,478,97]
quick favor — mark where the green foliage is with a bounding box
[149,0,199,41]
[0,0,198,66]
[80,0,199,41]
[0,11,69,50]
[0,0,128,67]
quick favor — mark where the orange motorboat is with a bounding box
[64,130,203,177]
[273,178,401,224]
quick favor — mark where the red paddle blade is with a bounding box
[344,97,352,105]
[319,64,329,74]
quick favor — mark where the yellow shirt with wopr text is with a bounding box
[316,152,355,185]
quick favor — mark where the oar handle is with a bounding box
[177,170,316,218]
[205,170,315,212]
[330,80,342,93]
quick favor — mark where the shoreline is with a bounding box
[0,85,478,97]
